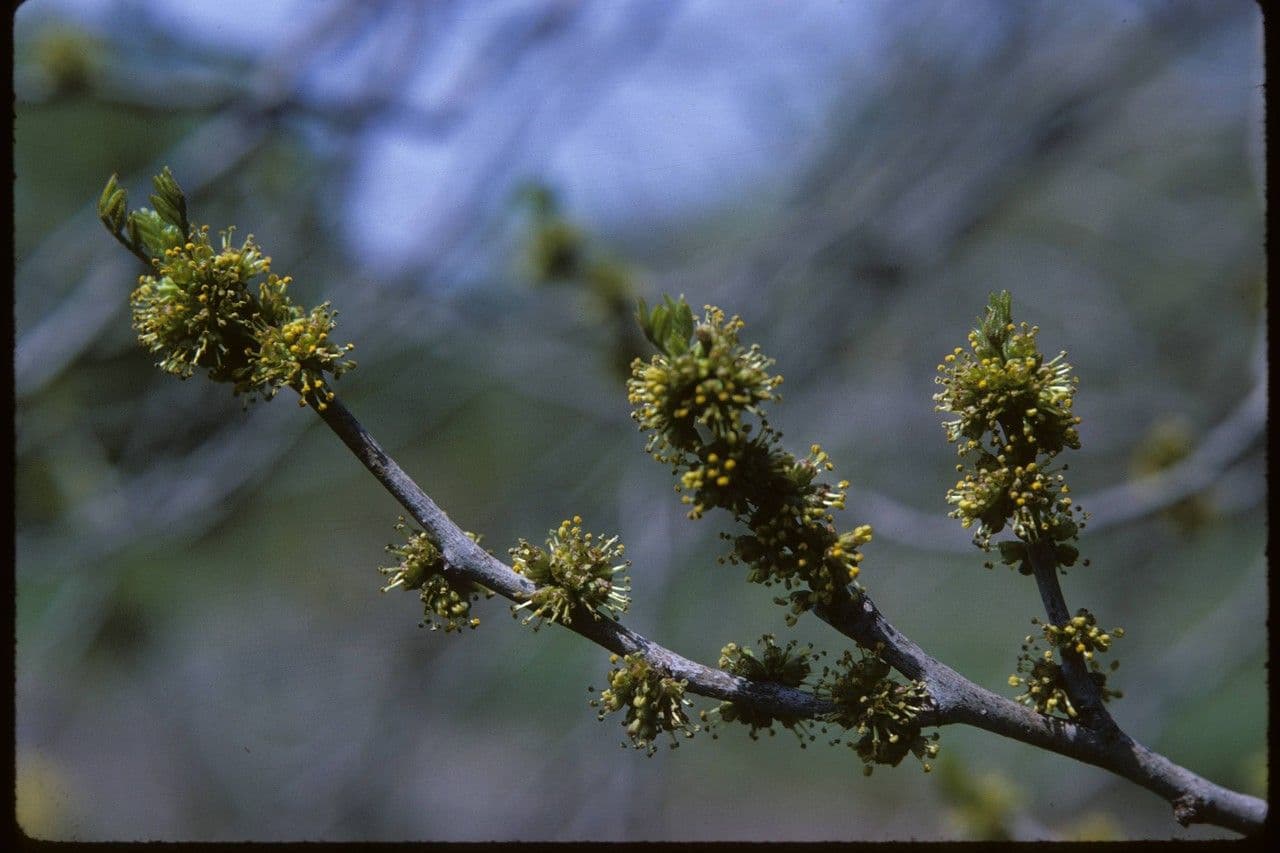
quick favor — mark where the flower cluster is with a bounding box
[1008,620,1123,719]
[818,649,939,775]
[589,653,697,755]
[629,296,874,622]
[379,518,491,633]
[628,296,781,465]
[700,635,817,744]
[934,291,1084,552]
[1037,610,1124,663]
[508,516,631,628]
[98,170,355,406]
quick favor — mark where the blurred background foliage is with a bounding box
[13,0,1265,841]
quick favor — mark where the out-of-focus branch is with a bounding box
[1083,370,1265,533]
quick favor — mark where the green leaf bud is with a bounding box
[149,166,189,234]
[97,173,128,234]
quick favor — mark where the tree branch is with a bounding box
[313,393,1266,837]
[1026,539,1117,732]
[313,394,830,722]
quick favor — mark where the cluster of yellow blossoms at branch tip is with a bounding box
[98,169,355,408]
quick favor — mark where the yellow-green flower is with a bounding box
[99,170,355,405]
[1038,610,1124,663]
[935,292,1085,553]
[1009,619,1123,718]
[379,518,490,633]
[630,295,875,621]
[509,516,631,628]
[590,653,697,755]
[818,649,939,774]
[701,635,817,745]
[628,298,781,464]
